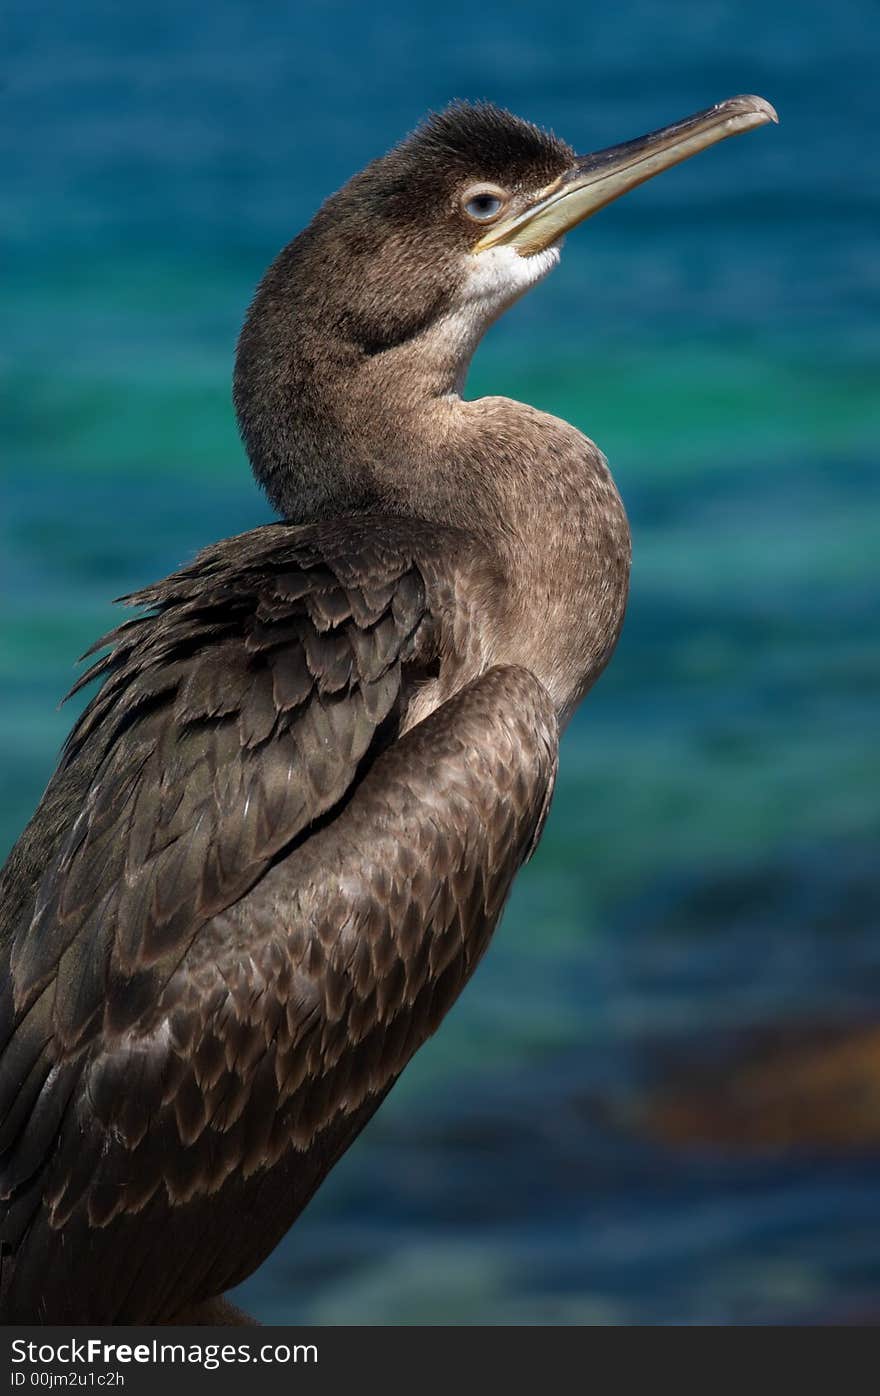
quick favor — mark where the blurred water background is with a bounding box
[2,0,878,1324]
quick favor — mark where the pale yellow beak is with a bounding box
[474,94,778,256]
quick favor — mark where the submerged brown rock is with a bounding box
[645,1022,880,1154]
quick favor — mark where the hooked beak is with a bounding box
[474,94,778,256]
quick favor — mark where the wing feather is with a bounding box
[0,518,557,1323]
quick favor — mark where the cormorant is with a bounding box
[0,95,776,1323]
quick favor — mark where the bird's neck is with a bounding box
[236,291,502,526]
[235,314,631,713]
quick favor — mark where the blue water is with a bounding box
[2,0,878,1324]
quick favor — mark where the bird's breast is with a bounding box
[485,419,632,723]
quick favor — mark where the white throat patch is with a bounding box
[430,243,562,393]
[463,242,562,317]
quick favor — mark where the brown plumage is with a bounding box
[0,96,775,1322]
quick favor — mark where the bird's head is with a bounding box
[235,97,777,519]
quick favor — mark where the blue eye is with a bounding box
[463,190,505,222]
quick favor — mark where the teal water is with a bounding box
[2,0,878,1324]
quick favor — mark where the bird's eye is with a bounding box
[461,187,507,223]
